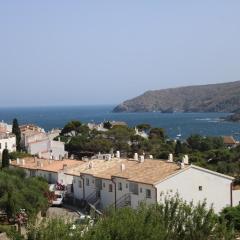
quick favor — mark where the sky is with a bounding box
[0,1,240,107]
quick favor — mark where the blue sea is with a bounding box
[0,105,240,140]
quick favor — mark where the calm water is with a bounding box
[0,105,240,140]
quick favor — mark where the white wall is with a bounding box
[28,139,67,160]
[130,183,156,209]
[0,135,16,159]
[73,176,84,200]
[233,190,240,207]
[100,179,115,209]
[155,167,232,213]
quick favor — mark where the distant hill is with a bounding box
[113,81,240,113]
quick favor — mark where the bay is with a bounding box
[0,105,240,140]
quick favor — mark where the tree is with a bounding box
[103,121,112,129]
[149,128,165,141]
[12,118,21,151]
[136,123,151,131]
[0,169,49,222]
[221,205,240,231]
[2,149,9,168]
[175,140,183,155]
[61,120,82,136]
[28,196,234,240]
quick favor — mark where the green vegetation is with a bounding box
[26,196,234,240]
[0,168,49,222]
[9,151,32,160]
[12,118,21,151]
[1,149,9,169]
[59,121,240,177]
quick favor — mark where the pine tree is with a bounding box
[2,149,9,168]
[175,140,183,155]
[12,118,21,151]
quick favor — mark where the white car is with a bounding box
[52,192,64,207]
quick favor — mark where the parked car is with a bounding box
[52,192,64,207]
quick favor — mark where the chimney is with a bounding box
[180,162,185,169]
[168,153,173,163]
[134,153,138,161]
[37,160,41,167]
[89,161,93,169]
[21,159,25,166]
[116,151,120,159]
[183,155,189,165]
[16,158,20,165]
[38,152,42,159]
[63,164,67,170]
[139,155,145,163]
[106,154,111,161]
[121,163,126,172]
[149,155,153,159]
[9,159,12,164]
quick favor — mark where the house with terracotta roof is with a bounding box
[65,154,234,213]
[20,124,67,160]
[10,157,82,193]
[10,154,236,213]
[0,133,16,160]
[223,136,238,148]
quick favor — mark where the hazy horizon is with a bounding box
[1,1,240,107]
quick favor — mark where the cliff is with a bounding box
[113,81,240,113]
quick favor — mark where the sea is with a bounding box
[0,105,240,140]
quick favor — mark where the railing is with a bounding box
[109,193,131,209]
[85,189,100,206]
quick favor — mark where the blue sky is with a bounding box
[0,1,240,106]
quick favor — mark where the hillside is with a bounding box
[113,81,240,113]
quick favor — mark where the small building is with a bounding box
[223,136,238,148]
[20,124,67,160]
[0,133,16,160]
[10,157,82,193]
[0,121,12,134]
[27,139,68,160]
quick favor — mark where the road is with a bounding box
[46,206,80,221]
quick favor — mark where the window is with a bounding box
[199,186,203,191]
[78,180,82,188]
[103,182,105,188]
[118,182,122,191]
[92,179,95,184]
[5,142,7,149]
[109,184,113,192]
[129,183,138,195]
[126,183,128,188]
[0,143,1,149]
[146,189,151,198]
[86,178,89,186]
[140,188,142,193]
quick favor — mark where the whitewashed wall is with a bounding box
[130,183,156,209]
[100,179,115,209]
[233,190,240,207]
[0,136,16,159]
[73,176,84,200]
[155,167,232,213]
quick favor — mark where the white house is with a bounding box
[0,133,16,160]
[65,155,234,213]
[20,124,67,160]
[27,139,68,160]
[0,121,12,134]
[10,157,82,193]
[10,154,236,214]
